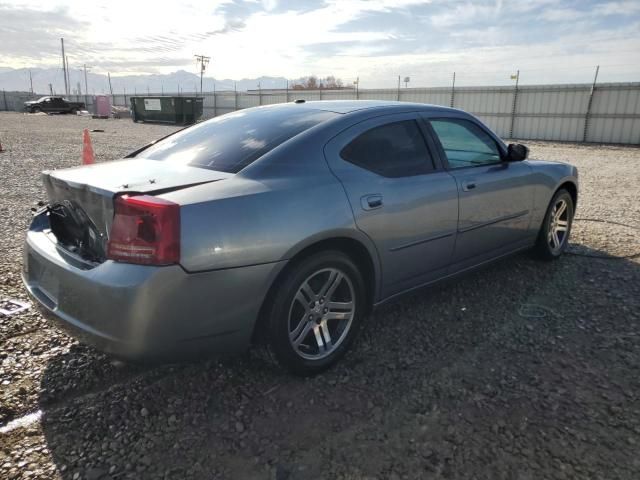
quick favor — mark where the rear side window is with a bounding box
[137,107,338,173]
[340,120,435,177]
[430,118,502,168]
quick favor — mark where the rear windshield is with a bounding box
[136,107,338,173]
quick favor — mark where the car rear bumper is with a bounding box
[22,215,285,360]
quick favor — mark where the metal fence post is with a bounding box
[213,85,217,117]
[2,90,7,111]
[450,72,456,108]
[234,83,238,112]
[508,70,520,139]
[582,65,600,143]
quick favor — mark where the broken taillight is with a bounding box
[107,195,180,265]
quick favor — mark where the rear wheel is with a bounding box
[264,251,366,375]
[534,189,574,260]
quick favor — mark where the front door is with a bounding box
[425,116,536,269]
[324,113,459,299]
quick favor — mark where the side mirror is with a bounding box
[507,143,529,161]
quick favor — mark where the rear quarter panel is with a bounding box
[160,132,370,273]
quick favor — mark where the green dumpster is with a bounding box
[130,96,203,125]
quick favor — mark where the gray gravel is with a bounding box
[1,112,639,480]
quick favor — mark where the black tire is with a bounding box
[533,189,574,260]
[264,250,367,376]
[31,107,40,114]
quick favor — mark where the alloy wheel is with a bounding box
[287,268,356,360]
[548,198,570,251]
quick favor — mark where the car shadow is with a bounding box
[38,244,640,479]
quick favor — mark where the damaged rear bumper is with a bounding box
[21,212,285,360]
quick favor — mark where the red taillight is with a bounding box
[107,195,180,265]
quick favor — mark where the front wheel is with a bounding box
[533,189,574,260]
[264,251,366,376]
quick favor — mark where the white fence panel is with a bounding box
[4,82,639,144]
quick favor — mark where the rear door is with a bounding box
[324,112,459,299]
[52,98,68,112]
[41,98,54,112]
[424,115,535,269]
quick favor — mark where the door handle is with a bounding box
[361,194,383,210]
[462,181,476,192]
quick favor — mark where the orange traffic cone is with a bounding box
[82,128,95,165]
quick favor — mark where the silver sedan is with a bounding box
[22,100,578,374]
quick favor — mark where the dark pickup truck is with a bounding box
[24,96,85,114]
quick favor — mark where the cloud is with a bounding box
[594,1,640,16]
[0,5,85,59]
[0,0,638,86]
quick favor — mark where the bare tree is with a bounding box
[290,75,349,90]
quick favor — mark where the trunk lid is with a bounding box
[41,159,231,263]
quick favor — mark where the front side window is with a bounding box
[430,119,502,168]
[137,107,338,173]
[340,120,435,177]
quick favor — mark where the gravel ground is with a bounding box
[1,112,639,480]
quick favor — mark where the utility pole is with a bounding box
[29,70,33,94]
[66,55,71,96]
[194,54,210,96]
[108,72,113,96]
[61,38,69,96]
[397,75,401,101]
[83,65,90,97]
[48,83,53,96]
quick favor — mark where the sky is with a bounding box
[1,0,639,87]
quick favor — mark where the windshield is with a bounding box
[136,107,338,173]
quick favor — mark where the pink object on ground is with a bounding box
[94,95,112,117]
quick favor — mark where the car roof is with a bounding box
[262,100,459,115]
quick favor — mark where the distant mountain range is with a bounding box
[0,68,289,95]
